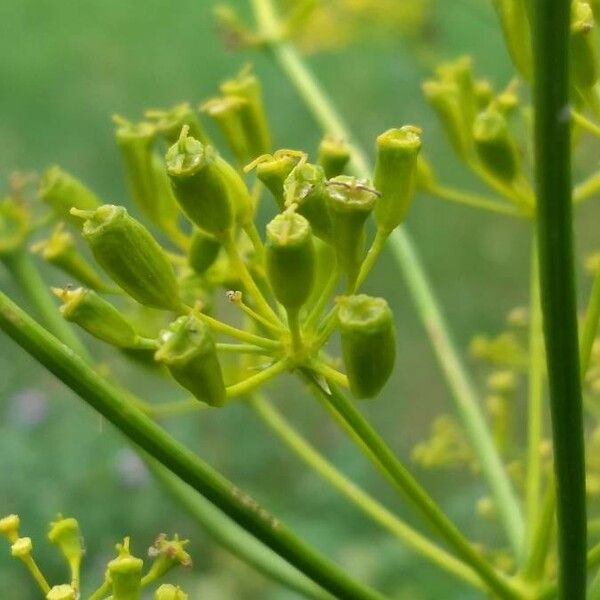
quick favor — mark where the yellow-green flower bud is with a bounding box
[373,126,422,233]
[571,2,598,90]
[283,163,332,243]
[53,287,140,348]
[155,314,227,407]
[201,96,250,165]
[114,119,182,237]
[108,538,143,600]
[324,176,378,288]
[338,295,396,399]
[166,129,252,236]
[73,205,181,310]
[422,80,471,159]
[11,536,33,558]
[473,109,520,183]
[0,514,20,543]
[265,211,315,310]
[155,584,188,600]
[39,166,101,227]
[147,102,209,146]
[317,135,351,178]
[46,585,76,600]
[246,150,306,210]
[32,224,112,292]
[47,516,83,577]
[188,229,221,275]
[143,534,192,584]
[0,198,29,257]
[220,67,271,158]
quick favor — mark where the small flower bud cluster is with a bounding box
[0,514,191,598]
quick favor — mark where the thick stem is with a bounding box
[250,0,525,557]
[531,0,587,597]
[0,290,387,600]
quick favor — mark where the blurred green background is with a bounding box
[1,0,599,598]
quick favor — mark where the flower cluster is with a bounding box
[0,514,190,599]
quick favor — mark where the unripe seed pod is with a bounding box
[166,129,252,235]
[265,211,315,310]
[0,198,29,256]
[54,287,139,348]
[201,96,250,165]
[155,584,188,600]
[284,163,332,243]
[473,109,520,183]
[436,56,478,129]
[422,80,471,159]
[220,68,271,158]
[32,224,111,292]
[155,314,227,407]
[147,102,209,146]
[491,0,532,80]
[324,176,378,287]
[114,119,181,234]
[373,126,422,232]
[108,538,143,600]
[188,229,221,275]
[338,295,396,399]
[74,205,181,310]
[571,2,598,90]
[46,585,76,600]
[246,149,307,210]
[39,166,101,226]
[317,135,351,178]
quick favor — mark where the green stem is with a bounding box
[310,359,349,388]
[427,183,523,218]
[222,231,282,326]
[580,258,600,378]
[287,307,303,352]
[531,0,587,597]
[145,456,334,600]
[523,481,556,583]
[196,311,281,349]
[226,358,290,398]
[216,342,272,354]
[0,290,388,600]
[302,371,521,600]
[2,249,89,359]
[250,0,525,557]
[571,110,600,139]
[248,394,484,591]
[303,266,339,334]
[525,240,545,550]
[573,170,600,203]
[354,228,389,291]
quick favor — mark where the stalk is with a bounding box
[249,0,525,557]
[0,290,388,600]
[531,0,587,597]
